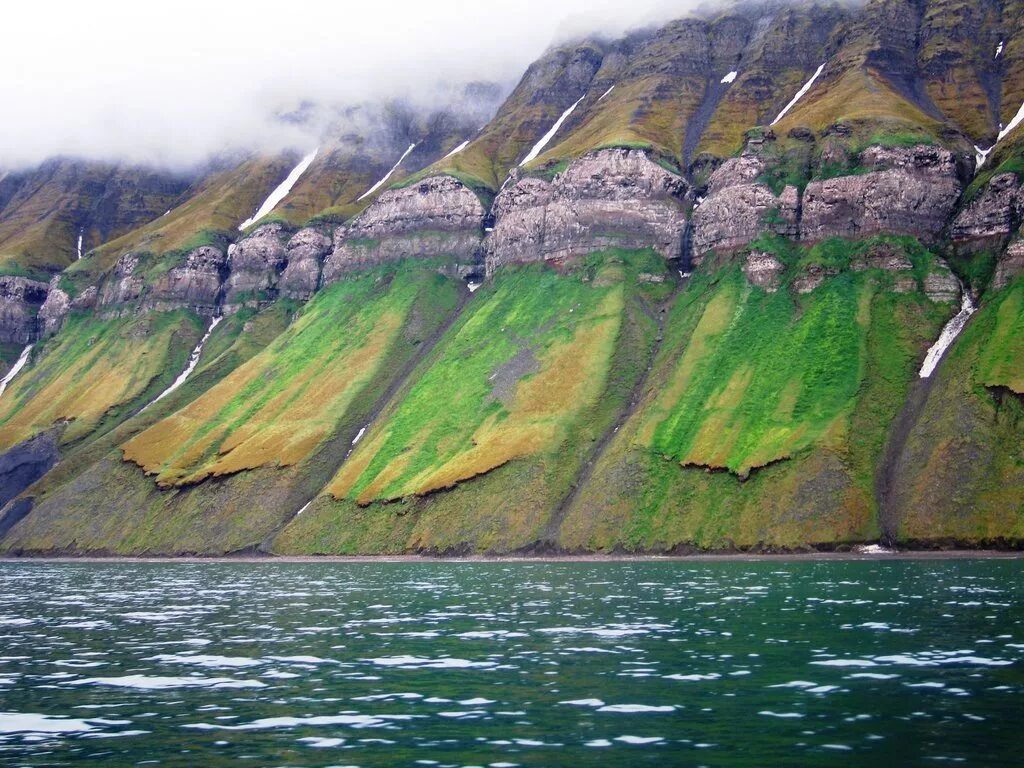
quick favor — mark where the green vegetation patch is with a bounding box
[0,310,202,449]
[122,263,459,487]
[329,256,633,504]
[976,276,1024,394]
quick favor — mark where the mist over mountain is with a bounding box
[0,0,707,169]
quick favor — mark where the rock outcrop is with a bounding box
[801,145,962,244]
[280,227,332,299]
[0,277,48,344]
[950,173,1022,244]
[691,155,799,258]
[742,251,785,292]
[486,149,689,274]
[323,176,485,283]
[923,260,961,303]
[994,239,1024,290]
[144,246,227,314]
[223,223,290,308]
[97,252,146,311]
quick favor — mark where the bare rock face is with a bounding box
[793,263,838,294]
[994,239,1024,290]
[485,149,688,275]
[37,277,70,338]
[323,176,485,283]
[923,260,960,303]
[801,145,962,244]
[850,242,914,272]
[280,227,332,299]
[950,173,1021,243]
[144,245,226,313]
[0,276,48,344]
[224,223,290,307]
[691,155,799,258]
[98,253,145,310]
[743,251,785,292]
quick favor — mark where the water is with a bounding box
[0,559,1021,766]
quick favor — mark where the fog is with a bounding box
[0,0,698,169]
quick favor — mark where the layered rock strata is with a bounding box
[323,176,485,283]
[485,149,689,275]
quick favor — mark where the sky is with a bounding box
[0,0,695,169]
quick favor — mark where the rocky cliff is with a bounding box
[323,175,485,282]
[486,149,688,274]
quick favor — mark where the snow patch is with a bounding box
[0,344,33,398]
[919,284,975,378]
[855,544,897,555]
[352,426,367,445]
[996,41,1004,59]
[240,148,318,230]
[974,144,993,171]
[997,100,1024,144]
[358,143,416,201]
[598,85,615,101]
[77,231,83,260]
[145,316,222,408]
[772,63,825,125]
[520,96,585,166]
[720,71,738,84]
[443,140,470,159]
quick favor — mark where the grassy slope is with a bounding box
[123,265,458,486]
[81,155,296,280]
[558,239,952,551]
[273,250,671,554]
[0,264,462,555]
[0,310,204,449]
[893,275,1024,543]
[0,162,188,280]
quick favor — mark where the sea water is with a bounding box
[0,559,1020,766]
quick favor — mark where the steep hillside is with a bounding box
[0,0,1021,555]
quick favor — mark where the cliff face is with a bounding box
[0,277,48,344]
[691,154,799,257]
[486,149,688,274]
[323,176,485,282]
[800,146,963,243]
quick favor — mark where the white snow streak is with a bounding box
[996,101,1024,144]
[443,140,469,159]
[147,316,222,407]
[352,426,367,445]
[996,41,1004,59]
[76,231,83,260]
[974,144,993,171]
[239,148,318,230]
[598,85,615,101]
[0,344,32,398]
[520,95,585,166]
[295,500,312,518]
[468,281,482,293]
[771,63,825,125]
[358,143,416,201]
[919,284,975,378]
[720,71,738,84]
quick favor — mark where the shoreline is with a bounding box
[1,549,1021,564]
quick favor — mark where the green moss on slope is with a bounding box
[273,250,669,554]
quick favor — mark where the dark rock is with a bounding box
[0,431,59,511]
[0,276,48,344]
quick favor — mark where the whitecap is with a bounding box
[146,654,264,668]
[758,711,804,718]
[72,675,266,690]
[599,704,675,713]
[560,699,605,707]
[363,655,495,669]
[615,735,664,744]
[298,736,346,747]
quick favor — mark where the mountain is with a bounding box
[0,0,1020,555]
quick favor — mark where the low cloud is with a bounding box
[0,0,697,170]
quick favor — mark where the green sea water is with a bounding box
[0,559,1021,766]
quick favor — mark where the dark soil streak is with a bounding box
[539,273,688,545]
[258,287,472,552]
